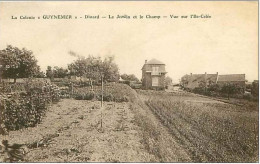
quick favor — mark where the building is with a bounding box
[217,74,246,88]
[141,59,167,90]
[181,72,218,89]
[181,72,246,91]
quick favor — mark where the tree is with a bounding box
[34,71,45,78]
[53,66,68,78]
[102,56,120,82]
[46,66,54,79]
[251,81,258,97]
[0,45,42,83]
[165,76,173,86]
[68,54,120,83]
[120,74,139,82]
[220,83,242,99]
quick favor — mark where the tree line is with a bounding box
[0,45,140,83]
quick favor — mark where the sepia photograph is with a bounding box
[0,1,258,162]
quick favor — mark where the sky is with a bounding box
[0,1,258,82]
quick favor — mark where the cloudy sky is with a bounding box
[0,1,258,82]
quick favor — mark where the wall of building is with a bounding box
[142,64,166,90]
[144,64,166,72]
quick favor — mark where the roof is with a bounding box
[146,59,165,65]
[191,74,218,82]
[186,74,218,88]
[218,74,245,82]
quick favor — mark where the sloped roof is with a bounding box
[186,74,218,88]
[146,59,165,65]
[218,74,245,82]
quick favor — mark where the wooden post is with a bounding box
[101,75,103,128]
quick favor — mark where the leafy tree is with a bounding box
[53,66,68,78]
[34,71,45,78]
[121,74,139,82]
[0,45,42,83]
[68,54,120,83]
[102,56,120,82]
[46,66,54,79]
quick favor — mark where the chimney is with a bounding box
[190,73,192,76]
[145,60,147,64]
[216,72,219,83]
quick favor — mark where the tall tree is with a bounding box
[68,54,120,83]
[0,45,41,83]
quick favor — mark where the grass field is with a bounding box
[137,90,258,162]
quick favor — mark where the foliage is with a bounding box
[0,80,60,131]
[74,92,94,100]
[71,83,133,102]
[251,81,259,97]
[192,82,244,98]
[120,74,139,82]
[193,86,205,94]
[0,45,42,82]
[46,66,54,79]
[68,55,120,83]
[165,76,172,86]
[96,92,114,102]
[53,66,68,78]
[220,83,244,99]
[46,66,68,79]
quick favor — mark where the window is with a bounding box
[152,66,159,75]
[152,77,159,86]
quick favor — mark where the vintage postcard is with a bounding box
[0,1,258,162]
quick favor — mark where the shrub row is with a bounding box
[0,81,60,132]
[71,83,134,102]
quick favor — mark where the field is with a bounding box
[0,84,258,162]
[137,90,259,162]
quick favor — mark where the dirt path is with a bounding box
[4,99,153,162]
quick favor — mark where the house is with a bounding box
[181,72,246,92]
[217,74,246,88]
[141,59,167,90]
[181,72,218,90]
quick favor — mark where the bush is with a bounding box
[72,83,135,102]
[0,80,60,131]
[193,87,205,94]
[115,95,129,102]
[74,92,94,100]
[96,92,114,102]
